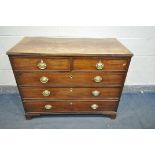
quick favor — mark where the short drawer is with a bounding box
[24,100,117,113]
[10,57,70,71]
[73,58,129,71]
[15,72,125,87]
[20,87,121,99]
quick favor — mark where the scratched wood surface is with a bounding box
[7,37,132,56]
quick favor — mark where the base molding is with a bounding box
[25,111,117,120]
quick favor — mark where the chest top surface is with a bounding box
[7,37,132,56]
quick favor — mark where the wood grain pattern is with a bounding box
[10,57,70,71]
[20,87,121,99]
[73,57,129,71]
[24,100,117,113]
[7,37,133,56]
[15,72,126,87]
[9,56,129,71]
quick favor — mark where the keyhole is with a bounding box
[69,74,73,79]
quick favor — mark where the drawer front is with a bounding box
[73,58,128,71]
[10,57,70,71]
[15,72,125,86]
[20,87,121,99]
[24,100,117,113]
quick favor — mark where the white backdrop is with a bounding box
[0,26,155,86]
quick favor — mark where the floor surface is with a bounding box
[0,92,155,129]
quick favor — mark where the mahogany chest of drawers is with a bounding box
[7,37,133,120]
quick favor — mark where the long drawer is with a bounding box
[15,72,125,87]
[24,100,118,113]
[20,87,121,99]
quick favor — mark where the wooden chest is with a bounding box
[7,37,133,120]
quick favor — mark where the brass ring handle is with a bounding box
[92,90,100,97]
[42,90,51,96]
[96,60,104,70]
[44,104,52,110]
[37,59,47,70]
[91,104,99,110]
[94,76,102,83]
[40,76,49,83]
